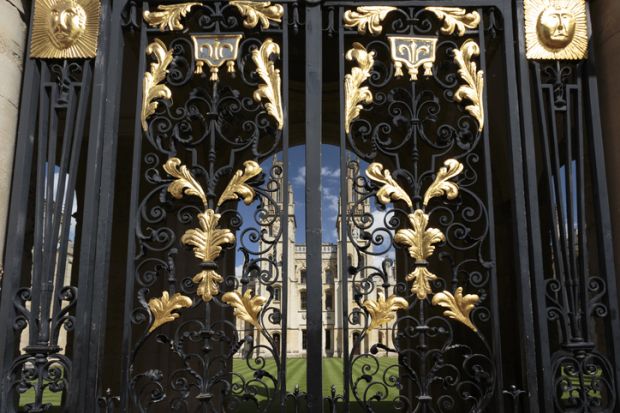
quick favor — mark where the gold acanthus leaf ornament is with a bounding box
[432,287,480,332]
[423,159,464,207]
[424,7,481,36]
[453,40,485,132]
[365,160,463,300]
[218,161,262,207]
[395,210,445,299]
[365,162,413,208]
[142,39,174,132]
[344,43,375,134]
[143,2,201,31]
[229,1,284,29]
[147,291,193,333]
[252,39,284,130]
[343,6,397,36]
[164,158,208,207]
[222,289,266,331]
[181,210,236,302]
[362,293,409,331]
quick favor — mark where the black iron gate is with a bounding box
[1,1,620,412]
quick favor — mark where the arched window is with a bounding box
[300,269,307,284]
[274,333,281,352]
[352,331,361,355]
[325,269,334,284]
[300,291,307,310]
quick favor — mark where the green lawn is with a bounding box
[233,356,400,400]
[19,357,400,409]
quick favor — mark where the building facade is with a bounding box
[247,161,397,358]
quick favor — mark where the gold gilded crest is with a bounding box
[525,0,588,60]
[30,0,101,59]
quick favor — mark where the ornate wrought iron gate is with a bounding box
[1,1,620,412]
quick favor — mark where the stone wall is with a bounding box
[0,0,28,267]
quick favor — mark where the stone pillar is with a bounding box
[590,1,620,291]
[0,0,28,265]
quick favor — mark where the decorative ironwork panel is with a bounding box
[0,60,93,413]
[525,59,620,411]
[332,5,511,412]
[119,1,295,411]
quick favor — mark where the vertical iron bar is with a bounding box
[337,7,350,410]
[305,3,323,410]
[280,5,290,410]
[476,11,504,411]
[583,50,620,398]
[30,65,51,346]
[502,2,542,410]
[70,0,125,407]
[120,19,148,411]
[0,48,41,412]
[574,77,590,342]
[39,82,59,345]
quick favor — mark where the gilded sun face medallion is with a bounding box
[30,0,101,59]
[525,0,588,60]
[49,0,88,50]
[537,6,576,49]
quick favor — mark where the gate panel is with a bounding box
[515,0,620,409]
[118,2,298,411]
[328,3,533,412]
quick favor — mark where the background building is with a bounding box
[241,159,397,358]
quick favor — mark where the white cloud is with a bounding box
[322,186,340,214]
[293,166,340,186]
[293,166,306,185]
[321,166,340,179]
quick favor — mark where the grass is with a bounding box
[18,357,400,410]
[233,356,400,399]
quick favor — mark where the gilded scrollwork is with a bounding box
[143,2,201,31]
[394,210,445,300]
[141,39,173,132]
[424,7,481,36]
[163,157,208,206]
[344,43,375,134]
[252,39,284,130]
[423,159,464,207]
[163,158,264,303]
[222,289,267,331]
[366,159,479,326]
[432,287,480,332]
[454,39,485,132]
[181,210,235,302]
[362,293,408,331]
[147,291,193,333]
[229,1,284,29]
[343,6,397,36]
[218,160,263,206]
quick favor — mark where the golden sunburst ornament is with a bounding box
[525,0,588,60]
[30,0,101,59]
